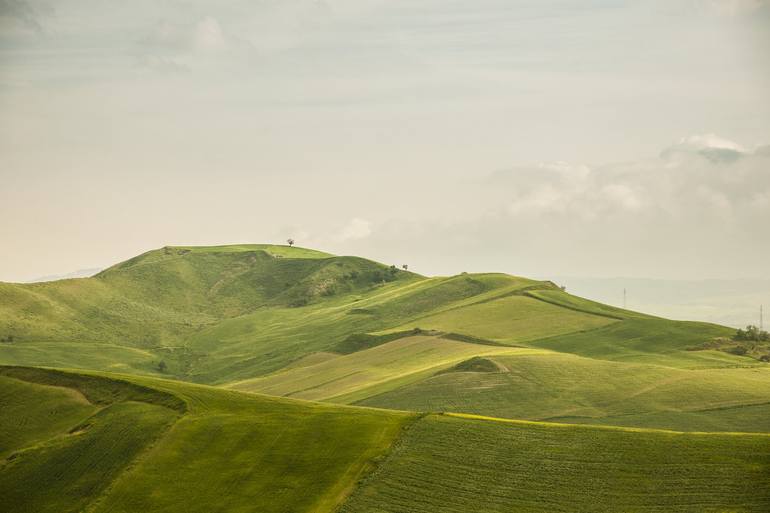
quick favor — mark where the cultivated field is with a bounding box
[340,414,770,513]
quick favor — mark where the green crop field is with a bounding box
[339,414,770,513]
[1,244,769,512]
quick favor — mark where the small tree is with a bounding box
[287,238,295,247]
[402,264,408,271]
[157,360,168,373]
[735,325,769,342]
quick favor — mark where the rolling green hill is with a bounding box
[1,244,769,511]
[228,333,544,402]
[340,413,770,513]
[0,366,410,513]
[2,367,768,513]
[358,351,770,432]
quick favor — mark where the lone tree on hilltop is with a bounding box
[287,238,295,247]
[402,264,408,271]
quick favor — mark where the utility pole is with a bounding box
[623,288,627,309]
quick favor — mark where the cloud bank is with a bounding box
[344,135,770,280]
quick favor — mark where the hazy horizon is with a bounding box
[2,1,769,284]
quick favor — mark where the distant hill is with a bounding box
[23,268,103,283]
[554,276,770,328]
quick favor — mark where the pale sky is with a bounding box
[1,0,769,282]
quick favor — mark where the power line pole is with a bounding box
[623,288,626,309]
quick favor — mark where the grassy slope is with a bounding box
[2,401,177,513]
[228,334,544,402]
[0,244,428,380]
[2,246,560,384]
[383,294,616,344]
[358,352,770,432]
[3,244,737,383]
[0,367,411,513]
[527,317,739,368]
[0,376,96,458]
[0,368,182,513]
[4,367,769,513]
[0,341,159,376]
[0,244,763,433]
[180,273,548,383]
[340,413,770,513]
[1,244,416,344]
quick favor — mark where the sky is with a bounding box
[1,0,769,285]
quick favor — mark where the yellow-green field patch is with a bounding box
[227,334,540,401]
[384,294,616,344]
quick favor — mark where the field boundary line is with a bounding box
[442,412,770,437]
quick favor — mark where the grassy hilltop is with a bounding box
[1,244,770,511]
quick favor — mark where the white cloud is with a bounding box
[136,55,189,74]
[602,184,643,211]
[194,17,227,52]
[138,16,234,71]
[661,133,749,163]
[494,134,769,223]
[671,133,746,153]
[334,218,372,242]
[700,0,769,16]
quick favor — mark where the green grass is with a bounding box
[526,317,743,368]
[0,366,411,513]
[0,376,96,458]
[169,244,333,258]
[5,366,769,513]
[228,334,540,402]
[3,244,770,511]
[3,247,546,384]
[1,400,178,513]
[526,288,650,319]
[0,245,418,350]
[0,341,160,375]
[383,294,617,344]
[176,272,548,383]
[358,352,770,432]
[340,413,770,513]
